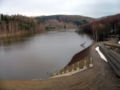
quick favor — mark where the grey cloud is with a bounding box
[0,0,120,17]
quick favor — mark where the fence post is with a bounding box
[62,68,65,74]
[66,66,69,73]
[89,57,93,67]
[57,72,60,75]
[77,61,80,70]
[83,58,87,69]
[72,64,75,72]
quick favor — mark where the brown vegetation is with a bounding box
[0,14,45,37]
[0,14,94,37]
[79,14,120,41]
[67,46,91,66]
[35,15,94,30]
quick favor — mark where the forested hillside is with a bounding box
[0,14,44,35]
[79,14,120,41]
[0,14,120,40]
[0,14,94,36]
[35,15,94,30]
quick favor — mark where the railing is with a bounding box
[52,56,94,77]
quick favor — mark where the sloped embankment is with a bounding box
[67,45,92,66]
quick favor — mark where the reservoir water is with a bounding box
[0,29,93,80]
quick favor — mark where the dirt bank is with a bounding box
[67,44,92,66]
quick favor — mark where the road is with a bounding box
[0,43,119,90]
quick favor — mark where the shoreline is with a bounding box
[0,30,45,40]
[0,29,75,40]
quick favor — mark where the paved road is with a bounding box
[0,43,119,90]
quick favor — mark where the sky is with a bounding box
[0,0,120,18]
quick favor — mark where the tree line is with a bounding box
[79,14,120,41]
[0,14,94,35]
[35,15,93,26]
[0,14,44,35]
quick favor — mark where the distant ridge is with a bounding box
[35,15,94,25]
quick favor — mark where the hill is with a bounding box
[0,14,44,37]
[35,15,94,30]
[0,14,94,37]
[79,14,120,41]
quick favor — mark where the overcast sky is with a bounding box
[0,0,120,18]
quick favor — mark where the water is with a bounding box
[0,29,93,80]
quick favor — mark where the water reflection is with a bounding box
[0,34,35,46]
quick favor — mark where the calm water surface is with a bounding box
[0,30,93,80]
